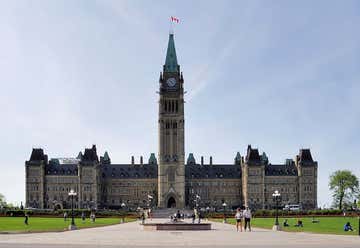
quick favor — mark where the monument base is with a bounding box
[272,224,281,231]
[68,224,77,231]
[142,223,211,231]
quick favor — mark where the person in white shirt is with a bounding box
[243,207,252,231]
[234,208,243,232]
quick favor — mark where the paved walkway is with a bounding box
[0,218,359,248]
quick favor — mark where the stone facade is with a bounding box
[25,33,318,210]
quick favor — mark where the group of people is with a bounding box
[63,211,96,223]
[171,210,185,222]
[140,208,152,224]
[284,218,304,227]
[191,208,204,224]
[234,207,252,232]
[283,217,355,232]
[283,218,303,227]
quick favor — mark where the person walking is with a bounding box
[90,212,96,223]
[234,208,243,232]
[24,213,29,225]
[192,208,197,224]
[148,208,152,220]
[81,211,86,223]
[191,212,196,224]
[243,207,252,232]
[140,211,145,224]
[63,212,68,222]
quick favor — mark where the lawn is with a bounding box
[213,216,359,235]
[0,217,134,233]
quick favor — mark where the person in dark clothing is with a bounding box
[24,213,29,225]
[81,212,86,223]
[243,207,252,231]
[295,219,303,227]
[191,212,196,224]
[283,219,289,227]
[140,212,145,224]
[344,222,353,232]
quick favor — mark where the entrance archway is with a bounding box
[167,197,176,208]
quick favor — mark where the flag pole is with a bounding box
[169,17,174,35]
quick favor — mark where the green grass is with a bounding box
[212,217,359,235]
[0,217,135,233]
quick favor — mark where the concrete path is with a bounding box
[0,218,359,248]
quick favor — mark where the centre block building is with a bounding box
[25,33,318,210]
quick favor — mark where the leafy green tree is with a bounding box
[0,193,6,208]
[329,170,359,210]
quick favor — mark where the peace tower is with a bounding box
[157,33,185,208]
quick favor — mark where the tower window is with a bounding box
[176,101,178,112]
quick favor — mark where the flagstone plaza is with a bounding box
[0,219,359,248]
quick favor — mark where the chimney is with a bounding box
[140,156,143,164]
[210,156,213,165]
[201,156,204,165]
[131,156,134,165]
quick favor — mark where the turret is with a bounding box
[25,148,47,208]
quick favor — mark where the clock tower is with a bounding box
[158,33,185,208]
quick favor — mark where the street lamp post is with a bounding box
[68,189,77,230]
[206,206,210,222]
[121,202,126,223]
[222,202,227,223]
[195,194,200,208]
[272,190,281,231]
[147,194,153,220]
[147,194,153,208]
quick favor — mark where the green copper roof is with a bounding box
[164,34,178,72]
[187,153,196,164]
[148,153,157,164]
[261,152,268,164]
[76,152,83,160]
[103,151,110,161]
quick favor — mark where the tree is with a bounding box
[0,193,6,208]
[329,170,359,210]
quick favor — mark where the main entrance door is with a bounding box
[167,197,176,208]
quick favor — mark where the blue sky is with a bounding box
[0,1,359,207]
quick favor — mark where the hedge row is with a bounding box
[252,209,345,217]
[206,209,352,218]
[0,209,139,218]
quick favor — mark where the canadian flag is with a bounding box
[171,16,180,23]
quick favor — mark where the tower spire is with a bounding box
[164,33,178,73]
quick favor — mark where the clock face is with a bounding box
[166,78,176,87]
